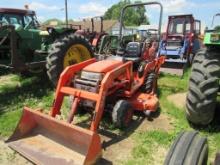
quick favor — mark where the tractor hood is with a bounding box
[83,60,123,73]
[39,30,49,36]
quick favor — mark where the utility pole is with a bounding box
[65,0,68,28]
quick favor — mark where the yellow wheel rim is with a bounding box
[63,44,92,68]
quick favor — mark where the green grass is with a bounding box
[0,74,54,137]
[125,130,171,165]
[0,74,20,93]
[124,69,220,164]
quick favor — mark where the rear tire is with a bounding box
[185,49,220,125]
[164,131,208,165]
[112,100,133,128]
[143,72,157,93]
[46,33,93,85]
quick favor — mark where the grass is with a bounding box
[123,69,220,164]
[0,73,54,137]
[0,70,219,164]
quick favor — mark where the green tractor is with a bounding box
[0,8,93,84]
[185,13,220,125]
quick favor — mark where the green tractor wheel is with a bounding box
[46,33,93,85]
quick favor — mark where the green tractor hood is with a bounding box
[204,30,220,45]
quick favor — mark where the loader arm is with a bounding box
[51,58,96,117]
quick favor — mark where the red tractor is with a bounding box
[75,16,107,52]
[159,14,201,76]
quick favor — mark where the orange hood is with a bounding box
[83,60,123,73]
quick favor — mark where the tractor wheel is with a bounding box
[112,100,133,128]
[164,131,208,165]
[143,72,157,94]
[46,33,93,85]
[138,61,147,78]
[185,49,220,125]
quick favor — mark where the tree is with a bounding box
[214,25,220,31]
[104,0,149,26]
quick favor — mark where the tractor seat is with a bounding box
[124,42,142,63]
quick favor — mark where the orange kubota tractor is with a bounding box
[6,2,164,165]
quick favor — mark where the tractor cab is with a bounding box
[165,15,201,50]
[159,14,201,76]
[0,8,42,69]
[0,8,39,29]
[168,16,192,36]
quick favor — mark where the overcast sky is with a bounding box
[0,0,220,30]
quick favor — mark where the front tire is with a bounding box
[164,131,208,165]
[112,100,133,128]
[46,33,93,85]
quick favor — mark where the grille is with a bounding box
[167,40,182,47]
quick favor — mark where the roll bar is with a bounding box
[119,1,163,42]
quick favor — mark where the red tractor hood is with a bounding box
[83,60,123,73]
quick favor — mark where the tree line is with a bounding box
[42,0,149,26]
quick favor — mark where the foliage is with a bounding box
[104,0,149,26]
[214,25,220,31]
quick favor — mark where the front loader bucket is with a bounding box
[6,107,102,165]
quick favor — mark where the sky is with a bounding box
[0,0,220,30]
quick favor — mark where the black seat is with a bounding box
[124,42,143,62]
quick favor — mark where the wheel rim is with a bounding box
[63,44,91,68]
